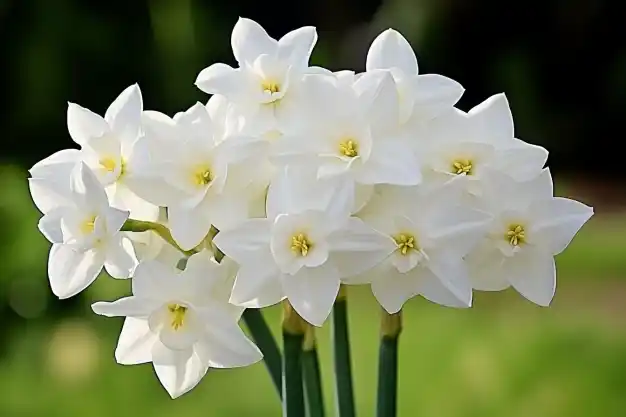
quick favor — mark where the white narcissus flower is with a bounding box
[274,71,422,188]
[195,17,318,133]
[352,181,491,312]
[419,93,549,196]
[366,29,464,125]
[214,167,396,326]
[29,84,160,222]
[130,102,266,250]
[92,251,261,399]
[30,162,137,299]
[466,168,593,306]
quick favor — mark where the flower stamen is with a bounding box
[506,224,526,246]
[394,233,416,255]
[80,215,97,235]
[339,139,359,158]
[262,81,280,94]
[193,167,213,186]
[168,304,188,331]
[451,159,473,175]
[291,233,312,257]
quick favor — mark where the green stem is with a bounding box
[376,310,402,417]
[242,308,282,398]
[283,302,306,417]
[332,286,355,417]
[302,326,325,417]
[121,219,198,256]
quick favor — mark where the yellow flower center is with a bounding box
[394,233,416,255]
[339,139,359,158]
[262,81,280,94]
[79,215,97,235]
[506,224,526,246]
[291,233,313,257]
[451,159,473,175]
[192,166,213,186]
[99,157,126,178]
[168,304,188,331]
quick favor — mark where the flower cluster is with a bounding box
[28,18,593,398]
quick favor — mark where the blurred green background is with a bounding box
[1,0,626,416]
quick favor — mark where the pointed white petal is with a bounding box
[528,197,593,255]
[506,250,556,306]
[230,255,284,308]
[213,219,272,263]
[92,296,154,318]
[199,308,263,368]
[67,102,109,146]
[283,264,340,326]
[425,256,473,307]
[328,218,396,277]
[231,18,278,64]
[195,63,246,98]
[48,244,104,299]
[466,244,510,291]
[168,204,212,251]
[37,207,67,243]
[358,139,421,185]
[70,162,110,209]
[132,260,180,300]
[468,93,514,141]
[105,84,143,146]
[29,148,81,180]
[115,317,158,365]
[412,74,464,120]
[278,26,317,66]
[371,271,417,313]
[28,177,74,214]
[152,342,208,399]
[415,266,471,308]
[104,236,137,278]
[366,29,418,74]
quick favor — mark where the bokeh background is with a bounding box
[1,0,626,416]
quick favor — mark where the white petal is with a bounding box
[354,71,399,132]
[195,63,246,98]
[358,140,421,186]
[371,269,417,313]
[506,249,556,306]
[424,256,473,307]
[104,236,137,278]
[155,307,201,350]
[29,148,81,180]
[468,93,514,141]
[425,206,491,258]
[28,178,73,214]
[412,74,464,120]
[230,255,284,308]
[328,218,396,277]
[283,264,341,326]
[366,29,418,74]
[67,102,110,145]
[152,342,208,399]
[105,84,142,146]
[496,144,549,181]
[415,266,471,308]
[38,207,67,243]
[278,26,317,66]
[213,219,272,263]
[168,204,213,251]
[465,242,510,291]
[115,317,159,365]
[132,260,180,300]
[92,296,155,318]
[199,308,263,368]
[70,162,110,209]
[48,244,104,299]
[231,18,278,64]
[528,197,593,255]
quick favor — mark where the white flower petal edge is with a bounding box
[91,252,262,398]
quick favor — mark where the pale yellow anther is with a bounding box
[506,224,526,246]
[193,167,213,186]
[99,157,117,173]
[168,304,188,331]
[339,139,358,158]
[80,215,97,235]
[394,233,416,255]
[291,233,312,257]
[262,81,280,94]
[451,159,473,175]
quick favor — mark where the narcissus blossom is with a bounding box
[92,251,261,398]
[27,17,593,398]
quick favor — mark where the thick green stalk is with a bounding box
[302,326,325,417]
[283,302,306,417]
[376,310,403,417]
[331,286,355,417]
[121,219,198,256]
[242,308,282,398]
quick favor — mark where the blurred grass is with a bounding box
[1,164,625,416]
